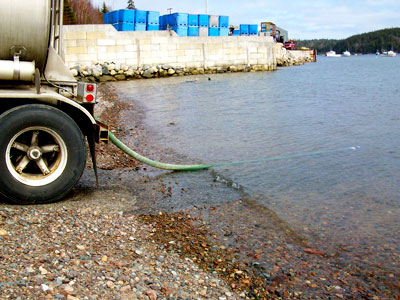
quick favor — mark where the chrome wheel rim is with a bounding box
[5,126,68,186]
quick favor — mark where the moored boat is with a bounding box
[326,50,341,57]
[381,50,397,57]
[342,50,351,57]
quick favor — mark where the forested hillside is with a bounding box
[297,28,400,54]
[64,0,103,25]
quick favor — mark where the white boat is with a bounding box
[342,50,351,57]
[381,50,397,57]
[326,50,341,57]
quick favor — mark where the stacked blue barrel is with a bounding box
[199,14,209,36]
[104,9,159,31]
[208,15,219,36]
[219,16,229,36]
[134,10,146,31]
[249,24,258,35]
[159,13,229,37]
[159,13,188,36]
[172,13,188,37]
[147,11,160,31]
[104,10,235,36]
[238,24,258,36]
[188,14,199,36]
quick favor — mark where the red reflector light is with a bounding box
[86,94,94,102]
[86,84,94,92]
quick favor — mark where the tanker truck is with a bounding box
[0,0,108,204]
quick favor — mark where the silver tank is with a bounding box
[0,0,51,72]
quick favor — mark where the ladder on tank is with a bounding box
[50,0,64,57]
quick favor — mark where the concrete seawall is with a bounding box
[63,25,314,81]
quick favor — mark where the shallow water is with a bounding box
[116,55,400,274]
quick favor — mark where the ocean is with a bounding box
[116,54,400,275]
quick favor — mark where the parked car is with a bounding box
[284,41,295,50]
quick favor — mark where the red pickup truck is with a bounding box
[284,41,295,50]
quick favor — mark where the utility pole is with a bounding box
[167,8,172,14]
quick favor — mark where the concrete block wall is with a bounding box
[63,25,278,70]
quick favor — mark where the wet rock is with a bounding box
[143,69,154,78]
[99,75,117,82]
[228,66,237,72]
[102,65,110,75]
[107,63,115,71]
[115,74,126,81]
[91,66,102,77]
[70,69,78,77]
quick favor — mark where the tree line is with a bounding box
[64,0,136,24]
[296,28,400,54]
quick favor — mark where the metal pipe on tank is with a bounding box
[0,60,35,81]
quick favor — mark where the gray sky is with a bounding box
[93,0,400,40]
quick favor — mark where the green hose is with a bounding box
[109,131,214,170]
[109,130,359,171]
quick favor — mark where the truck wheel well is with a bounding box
[0,100,95,137]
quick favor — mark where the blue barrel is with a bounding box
[209,27,219,36]
[147,24,160,31]
[249,24,258,35]
[135,10,147,23]
[103,12,110,24]
[188,26,199,36]
[219,27,229,36]
[232,29,240,36]
[161,15,172,29]
[219,16,229,28]
[172,13,188,26]
[172,25,188,36]
[118,22,134,31]
[147,11,160,24]
[112,24,119,30]
[134,23,146,31]
[111,10,119,24]
[160,15,170,29]
[118,9,135,23]
[198,14,209,27]
[188,14,199,26]
[240,24,249,35]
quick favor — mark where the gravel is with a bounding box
[1,83,398,300]
[0,204,240,299]
[0,84,242,300]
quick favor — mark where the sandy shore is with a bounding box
[0,83,398,300]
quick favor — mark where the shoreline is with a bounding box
[96,82,400,298]
[0,83,398,299]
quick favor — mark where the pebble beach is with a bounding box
[1,83,398,300]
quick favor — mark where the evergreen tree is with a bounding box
[127,0,136,9]
[100,2,109,13]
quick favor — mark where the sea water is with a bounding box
[117,55,400,273]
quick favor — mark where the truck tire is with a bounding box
[0,104,87,204]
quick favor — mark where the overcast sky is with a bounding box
[92,0,400,40]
